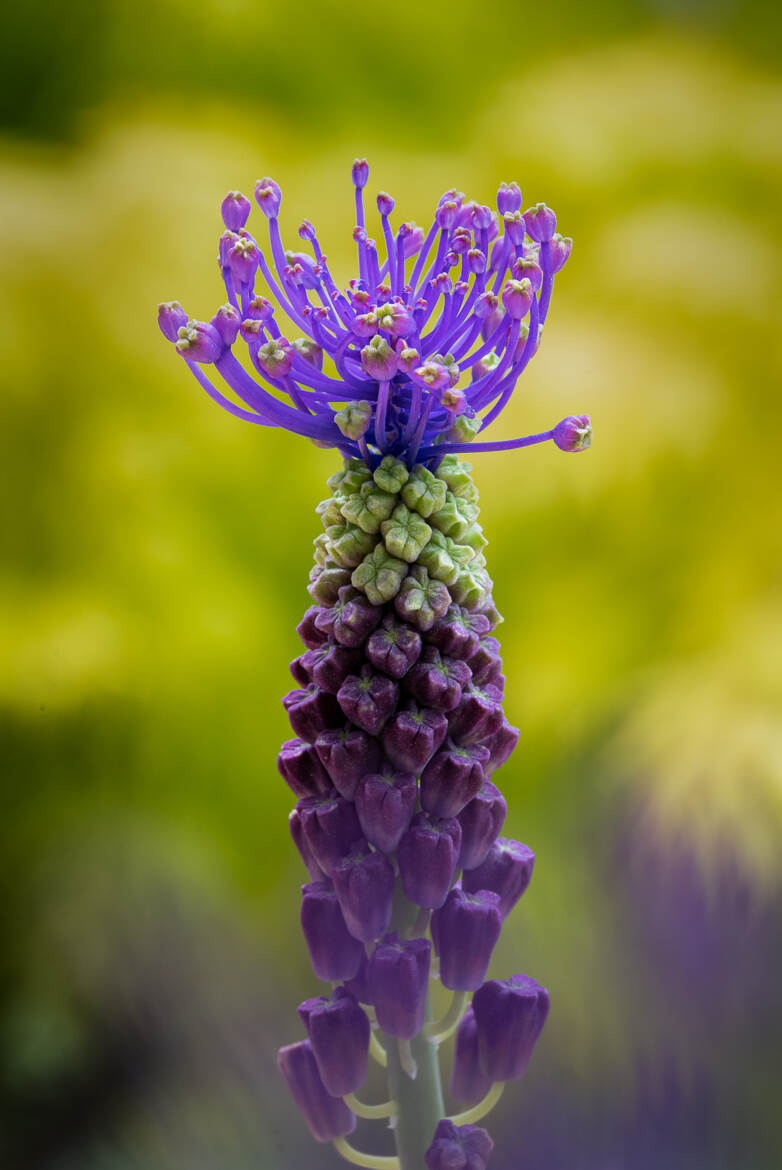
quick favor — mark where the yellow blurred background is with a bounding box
[1,2,781,1167]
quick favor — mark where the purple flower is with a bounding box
[299,881,364,982]
[221,189,251,231]
[277,738,332,799]
[278,1040,356,1142]
[368,933,431,1038]
[298,987,370,1097]
[314,725,383,800]
[331,843,395,941]
[397,812,461,909]
[457,780,507,870]
[365,613,422,678]
[295,792,362,873]
[450,1007,495,1105]
[472,974,550,1082]
[462,837,535,918]
[383,701,448,773]
[420,738,489,819]
[524,201,557,242]
[337,665,399,735]
[425,1120,494,1170]
[355,765,417,853]
[431,888,502,991]
[157,300,188,341]
[553,414,592,452]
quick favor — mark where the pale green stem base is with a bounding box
[384,991,445,1170]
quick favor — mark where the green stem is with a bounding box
[448,1081,505,1126]
[385,991,445,1170]
[344,1092,398,1120]
[333,1136,400,1169]
[423,989,469,1044]
[369,1030,388,1068]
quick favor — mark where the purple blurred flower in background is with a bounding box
[159,159,589,1170]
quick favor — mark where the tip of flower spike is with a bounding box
[254,176,282,218]
[497,180,522,215]
[553,414,592,452]
[377,191,395,215]
[220,190,251,231]
[351,158,369,189]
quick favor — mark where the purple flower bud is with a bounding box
[501,278,534,320]
[300,880,364,980]
[383,702,448,772]
[413,360,451,392]
[474,291,499,320]
[376,299,414,338]
[368,933,431,1039]
[314,726,383,800]
[174,320,223,364]
[332,844,396,942]
[450,1007,495,1105]
[278,1040,356,1142]
[425,605,490,661]
[290,654,311,686]
[227,235,259,285]
[278,737,332,799]
[431,888,502,991]
[439,188,465,209]
[436,200,460,230]
[420,738,488,819]
[497,180,522,215]
[298,987,370,1097]
[158,300,188,341]
[301,641,362,695]
[221,189,251,231]
[296,792,363,872]
[314,586,382,649]
[365,613,422,679]
[397,813,461,909]
[254,176,282,218]
[503,210,527,247]
[466,248,486,275]
[553,414,592,452]
[457,780,507,869]
[483,718,520,775]
[210,302,242,347]
[351,158,369,189]
[377,191,395,215]
[396,341,420,375]
[448,684,504,746]
[353,311,379,338]
[290,809,327,880]
[449,227,472,255]
[298,606,329,649]
[355,765,417,853]
[472,973,550,1082]
[219,229,238,269]
[549,232,573,273]
[337,666,399,736]
[467,636,502,688]
[462,838,535,918]
[511,256,544,292]
[404,646,472,713]
[258,337,294,378]
[361,334,399,381]
[283,684,342,743]
[401,221,425,257]
[524,202,557,243]
[246,293,274,321]
[425,1120,494,1170]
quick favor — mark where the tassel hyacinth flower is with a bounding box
[159,159,590,1169]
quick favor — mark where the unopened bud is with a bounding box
[254,176,282,218]
[360,334,398,381]
[210,303,241,347]
[524,201,557,243]
[553,414,592,452]
[174,319,223,363]
[351,158,369,189]
[158,300,188,342]
[502,277,534,319]
[335,400,373,440]
[497,180,522,215]
[220,190,251,231]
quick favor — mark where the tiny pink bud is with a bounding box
[501,278,534,320]
[254,176,282,218]
[258,337,293,378]
[549,233,573,273]
[524,202,557,243]
[174,319,223,363]
[377,191,395,215]
[497,181,522,215]
[351,158,369,189]
[221,190,251,231]
[158,300,188,342]
[553,414,592,452]
[210,303,241,346]
[512,257,543,291]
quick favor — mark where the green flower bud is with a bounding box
[308,564,353,606]
[326,523,378,568]
[328,458,372,497]
[445,416,481,444]
[460,524,488,554]
[316,497,345,527]
[401,466,448,518]
[340,481,397,534]
[450,565,492,608]
[380,503,432,563]
[429,491,479,540]
[351,544,407,605]
[436,455,478,501]
[418,529,477,584]
[373,455,410,494]
[335,400,373,441]
[394,565,451,631]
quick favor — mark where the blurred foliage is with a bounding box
[1,1,782,1167]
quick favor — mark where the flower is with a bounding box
[158,161,589,463]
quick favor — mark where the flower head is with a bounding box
[158,160,591,464]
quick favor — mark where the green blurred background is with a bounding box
[2,1,781,1167]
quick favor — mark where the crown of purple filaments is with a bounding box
[159,161,586,468]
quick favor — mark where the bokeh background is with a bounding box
[2,1,781,1167]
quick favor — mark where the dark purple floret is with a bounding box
[355,765,417,853]
[425,1119,494,1170]
[296,793,363,873]
[447,684,504,746]
[314,586,382,648]
[365,613,423,679]
[450,1007,495,1105]
[301,640,363,694]
[297,606,329,649]
[277,737,332,799]
[397,813,462,909]
[289,654,311,686]
[367,933,431,1039]
[298,987,370,1097]
[462,837,535,918]
[404,645,472,712]
[482,717,520,775]
[431,888,502,991]
[278,1040,356,1142]
[283,684,342,743]
[457,780,507,870]
[331,843,396,941]
[300,881,364,981]
[420,738,489,819]
[289,808,327,880]
[425,605,490,661]
[337,666,399,736]
[314,725,383,800]
[472,973,550,1082]
[383,701,449,772]
[467,636,503,688]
